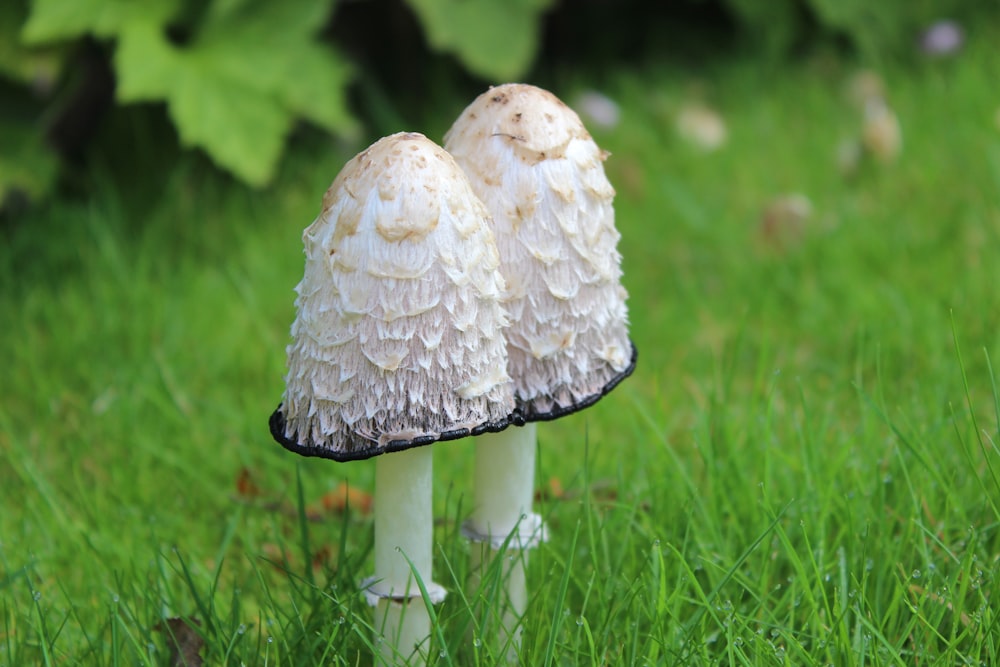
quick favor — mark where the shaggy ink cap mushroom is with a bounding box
[270,132,519,461]
[444,84,636,422]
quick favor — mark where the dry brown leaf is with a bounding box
[312,544,333,570]
[154,617,204,667]
[535,476,566,502]
[235,467,261,499]
[319,482,374,515]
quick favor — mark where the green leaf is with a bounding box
[115,1,355,187]
[192,1,356,137]
[22,0,179,42]
[404,0,554,81]
[0,113,58,205]
[0,0,62,85]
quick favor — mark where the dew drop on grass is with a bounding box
[237,624,247,635]
[338,616,346,625]
[911,569,921,579]
[576,616,584,626]
[267,637,274,644]
[112,594,119,603]
[473,637,482,648]
[439,650,447,658]
[865,558,874,571]
[31,590,41,602]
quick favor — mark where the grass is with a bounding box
[3,28,1000,666]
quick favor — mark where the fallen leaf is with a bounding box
[759,193,812,253]
[235,467,261,499]
[154,617,204,667]
[319,482,374,515]
[312,544,333,571]
[535,476,565,502]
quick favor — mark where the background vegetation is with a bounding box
[2,0,1000,664]
[1,0,988,205]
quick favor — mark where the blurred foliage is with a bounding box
[0,1,60,207]
[724,0,978,61]
[0,0,994,211]
[110,3,356,187]
[406,0,553,80]
[21,0,356,187]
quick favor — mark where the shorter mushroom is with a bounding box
[445,83,636,651]
[269,132,516,665]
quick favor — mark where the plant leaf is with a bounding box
[192,1,356,136]
[404,0,554,81]
[0,113,58,205]
[114,1,355,187]
[21,0,179,42]
[0,0,63,85]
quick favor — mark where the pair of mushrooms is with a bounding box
[269,83,636,664]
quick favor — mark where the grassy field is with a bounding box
[2,28,1000,666]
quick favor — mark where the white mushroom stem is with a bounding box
[367,446,444,666]
[471,423,538,539]
[464,423,545,654]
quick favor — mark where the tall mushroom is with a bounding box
[269,132,517,665]
[444,83,636,647]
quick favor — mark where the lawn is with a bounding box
[2,25,1000,666]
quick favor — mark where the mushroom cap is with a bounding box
[444,84,635,421]
[272,132,518,461]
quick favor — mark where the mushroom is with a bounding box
[444,84,636,647]
[269,132,516,665]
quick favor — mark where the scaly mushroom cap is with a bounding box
[271,132,517,461]
[444,84,635,421]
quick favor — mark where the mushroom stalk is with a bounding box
[471,423,538,539]
[370,446,440,666]
[465,423,544,654]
